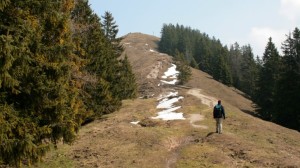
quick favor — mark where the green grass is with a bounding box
[26,146,74,168]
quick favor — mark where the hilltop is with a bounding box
[35,33,300,168]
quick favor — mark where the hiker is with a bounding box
[213,100,225,134]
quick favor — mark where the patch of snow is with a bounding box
[152,112,185,120]
[157,91,178,100]
[161,64,179,79]
[150,49,155,52]
[157,96,184,109]
[130,121,140,125]
[158,106,181,113]
[152,106,185,120]
[145,43,148,46]
[153,92,185,120]
[152,64,185,121]
[161,79,178,85]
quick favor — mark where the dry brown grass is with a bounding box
[34,33,300,168]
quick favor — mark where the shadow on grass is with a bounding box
[206,132,216,137]
[240,109,261,118]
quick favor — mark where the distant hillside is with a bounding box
[122,33,253,112]
[158,24,300,131]
[35,33,300,168]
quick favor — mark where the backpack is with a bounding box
[214,105,223,118]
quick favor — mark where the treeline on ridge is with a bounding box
[0,0,136,167]
[158,23,300,131]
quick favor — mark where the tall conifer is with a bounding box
[0,0,83,166]
[174,51,192,84]
[71,0,121,116]
[115,55,137,100]
[101,11,119,41]
[274,28,300,130]
[240,45,258,97]
[255,38,281,120]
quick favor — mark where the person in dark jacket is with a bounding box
[213,100,225,134]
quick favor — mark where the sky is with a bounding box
[89,0,300,57]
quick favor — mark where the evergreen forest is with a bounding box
[0,0,136,166]
[158,23,300,131]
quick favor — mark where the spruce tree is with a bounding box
[71,0,121,116]
[101,11,119,42]
[174,51,192,85]
[194,36,212,73]
[274,28,300,130]
[72,1,137,115]
[0,0,83,166]
[190,57,199,69]
[115,55,137,100]
[255,38,281,120]
[159,24,178,56]
[0,1,51,166]
[158,24,233,86]
[228,43,243,89]
[240,45,258,97]
[215,54,232,85]
[0,0,10,11]
[100,11,137,101]
[0,0,137,166]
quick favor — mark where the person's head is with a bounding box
[218,100,221,105]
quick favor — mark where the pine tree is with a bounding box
[115,55,137,100]
[0,0,137,166]
[0,1,50,166]
[229,43,242,88]
[228,43,243,89]
[159,24,178,55]
[194,36,212,73]
[210,40,232,85]
[190,57,199,69]
[158,24,233,86]
[100,12,137,101]
[71,0,121,116]
[101,11,119,42]
[255,37,281,120]
[174,51,192,85]
[240,45,258,97]
[72,1,137,115]
[0,0,83,166]
[273,28,300,130]
[215,54,232,85]
[0,0,10,11]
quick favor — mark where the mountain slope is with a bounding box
[36,33,300,168]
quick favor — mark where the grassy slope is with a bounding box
[33,33,300,168]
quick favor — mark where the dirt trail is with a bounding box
[187,88,218,108]
[188,114,208,129]
[37,33,300,168]
[186,88,219,129]
[146,61,162,79]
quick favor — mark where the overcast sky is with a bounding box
[89,0,300,57]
